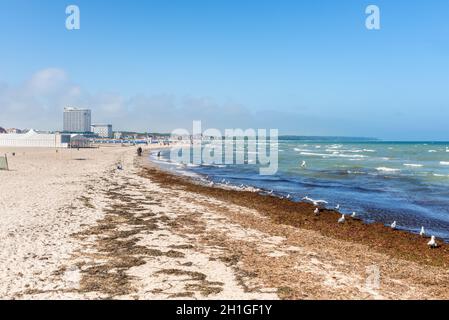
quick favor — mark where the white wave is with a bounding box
[338,154,367,158]
[202,163,227,168]
[176,170,201,178]
[300,152,330,157]
[347,149,364,153]
[328,144,342,149]
[432,173,449,178]
[294,148,312,152]
[347,170,365,174]
[428,150,437,153]
[300,151,367,159]
[363,149,376,152]
[403,163,423,167]
[187,163,200,167]
[376,167,401,172]
[440,161,449,166]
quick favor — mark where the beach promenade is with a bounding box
[1,146,449,299]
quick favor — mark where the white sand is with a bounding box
[0,146,277,299]
[0,147,129,298]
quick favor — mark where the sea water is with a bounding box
[151,139,449,240]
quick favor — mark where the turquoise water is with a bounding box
[152,140,449,240]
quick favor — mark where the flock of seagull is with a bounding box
[300,195,440,249]
[208,160,441,250]
[298,160,439,248]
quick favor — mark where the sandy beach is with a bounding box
[1,146,449,300]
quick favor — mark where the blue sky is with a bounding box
[0,0,448,139]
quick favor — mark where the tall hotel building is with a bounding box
[63,107,92,133]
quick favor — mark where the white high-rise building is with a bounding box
[63,107,92,133]
[91,124,113,138]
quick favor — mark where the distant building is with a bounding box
[113,132,122,139]
[0,129,71,148]
[6,128,22,134]
[63,107,91,133]
[91,124,113,138]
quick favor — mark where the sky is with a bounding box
[0,0,448,140]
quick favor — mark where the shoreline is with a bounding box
[143,150,449,268]
[2,146,449,299]
[136,152,449,299]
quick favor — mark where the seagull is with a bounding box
[338,214,346,224]
[300,161,307,168]
[428,236,438,249]
[391,221,397,230]
[117,164,123,170]
[314,208,320,216]
[209,181,214,187]
[286,194,291,199]
[268,190,274,195]
[302,196,328,207]
[351,212,357,218]
[335,204,340,210]
[420,226,426,237]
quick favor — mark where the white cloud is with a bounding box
[26,68,69,95]
[0,68,261,132]
[1,68,322,134]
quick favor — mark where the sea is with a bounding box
[150,138,449,241]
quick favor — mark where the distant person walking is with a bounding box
[137,147,143,157]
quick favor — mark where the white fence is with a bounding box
[0,131,69,148]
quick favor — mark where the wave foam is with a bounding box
[376,167,401,172]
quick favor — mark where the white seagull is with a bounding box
[391,221,397,230]
[300,161,307,168]
[314,208,320,216]
[286,194,291,199]
[428,236,438,249]
[420,226,426,237]
[302,196,328,207]
[351,212,357,218]
[338,214,346,224]
[335,204,340,210]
